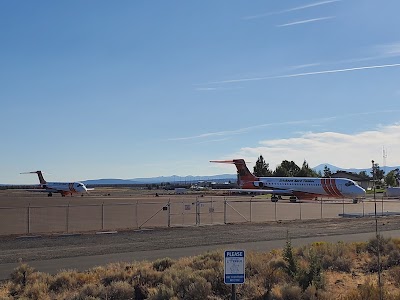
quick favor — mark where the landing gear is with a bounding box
[290,196,298,203]
[271,196,279,202]
[47,192,53,197]
[61,194,66,197]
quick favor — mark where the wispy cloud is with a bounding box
[228,123,400,169]
[243,0,341,20]
[195,86,243,92]
[277,16,335,27]
[375,42,400,58]
[202,63,400,85]
[168,110,400,142]
[168,120,311,141]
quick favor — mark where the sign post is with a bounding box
[224,250,245,300]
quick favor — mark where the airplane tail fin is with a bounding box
[20,171,47,184]
[210,159,257,186]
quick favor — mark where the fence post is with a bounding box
[182,200,185,226]
[135,200,139,228]
[167,198,171,228]
[320,198,323,219]
[66,203,70,233]
[27,203,31,234]
[196,197,200,226]
[299,201,302,220]
[101,203,104,230]
[342,198,345,216]
[250,198,252,223]
[224,197,227,224]
[274,200,277,221]
[211,197,214,224]
[362,199,365,217]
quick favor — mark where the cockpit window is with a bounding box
[345,181,355,186]
[77,184,83,187]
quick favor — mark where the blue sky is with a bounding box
[2,0,400,184]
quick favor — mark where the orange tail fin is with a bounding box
[210,159,257,186]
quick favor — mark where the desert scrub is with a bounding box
[152,257,174,272]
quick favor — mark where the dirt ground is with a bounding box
[1,215,399,264]
[0,188,399,265]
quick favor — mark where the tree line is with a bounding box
[253,155,399,187]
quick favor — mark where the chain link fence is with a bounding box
[0,196,398,235]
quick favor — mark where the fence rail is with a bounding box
[0,196,398,236]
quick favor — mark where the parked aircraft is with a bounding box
[211,159,365,201]
[21,171,92,197]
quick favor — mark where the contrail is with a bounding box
[243,0,341,20]
[206,63,400,85]
[277,16,334,27]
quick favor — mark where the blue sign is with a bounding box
[224,250,245,284]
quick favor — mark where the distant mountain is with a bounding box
[83,174,237,185]
[313,164,400,174]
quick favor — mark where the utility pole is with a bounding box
[373,160,383,300]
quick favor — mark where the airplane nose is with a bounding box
[356,186,366,197]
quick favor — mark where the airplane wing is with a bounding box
[25,189,59,193]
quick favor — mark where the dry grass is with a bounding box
[2,238,400,299]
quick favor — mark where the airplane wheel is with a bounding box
[62,194,65,197]
[48,193,52,197]
[271,196,278,202]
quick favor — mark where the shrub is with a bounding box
[49,270,79,293]
[10,263,36,287]
[280,283,302,300]
[389,266,400,287]
[21,281,50,300]
[75,283,105,299]
[185,277,212,300]
[152,258,174,272]
[104,281,134,300]
[148,284,175,300]
[341,280,381,300]
[387,249,400,267]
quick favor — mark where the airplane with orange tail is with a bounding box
[21,171,93,197]
[211,159,365,201]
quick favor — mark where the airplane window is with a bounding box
[345,182,355,187]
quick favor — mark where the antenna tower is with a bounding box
[383,146,387,175]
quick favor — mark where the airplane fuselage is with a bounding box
[42,182,88,196]
[241,176,365,199]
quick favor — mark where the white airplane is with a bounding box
[211,159,365,201]
[21,171,93,197]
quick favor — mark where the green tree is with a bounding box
[253,155,273,177]
[323,165,332,178]
[273,165,289,177]
[358,170,371,180]
[274,160,301,177]
[297,160,318,177]
[385,169,399,187]
[371,163,385,182]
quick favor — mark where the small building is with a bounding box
[330,171,372,190]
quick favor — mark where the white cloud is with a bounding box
[227,124,400,169]
[375,42,400,58]
[277,16,335,27]
[168,110,400,142]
